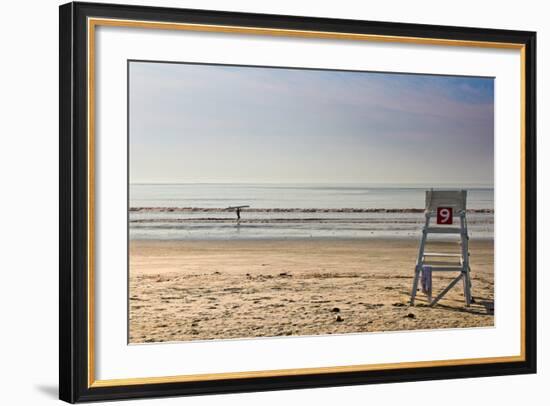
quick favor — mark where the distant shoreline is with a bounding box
[130,207,494,214]
[129,207,494,240]
[128,236,495,242]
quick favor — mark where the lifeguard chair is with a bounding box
[410,190,473,307]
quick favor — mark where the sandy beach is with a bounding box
[129,238,494,343]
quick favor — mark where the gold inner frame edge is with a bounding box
[86,17,527,388]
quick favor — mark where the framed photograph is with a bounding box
[59,2,536,403]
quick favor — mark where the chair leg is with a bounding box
[410,266,421,306]
[463,269,472,307]
[411,214,430,306]
[459,213,471,307]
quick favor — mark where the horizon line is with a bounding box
[129,181,494,188]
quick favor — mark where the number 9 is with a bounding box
[440,208,450,223]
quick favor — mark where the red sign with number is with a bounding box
[437,207,453,224]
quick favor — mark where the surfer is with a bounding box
[226,205,249,221]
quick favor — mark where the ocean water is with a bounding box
[129,183,494,240]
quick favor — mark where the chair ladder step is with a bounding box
[423,252,462,257]
[422,261,462,267]
[423,265,464,272]
[425,227,463,234]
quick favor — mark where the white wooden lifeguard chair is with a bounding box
[410,190,473,307]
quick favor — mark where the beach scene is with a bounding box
[128,62,494,343]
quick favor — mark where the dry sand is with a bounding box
[129,239,494,343]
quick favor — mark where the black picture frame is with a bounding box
[59,1,537,403]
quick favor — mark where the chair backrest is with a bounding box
[425,189,467,213]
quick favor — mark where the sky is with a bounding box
[129,61,494,186]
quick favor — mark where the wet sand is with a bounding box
[129,239,494,343]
